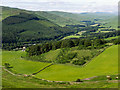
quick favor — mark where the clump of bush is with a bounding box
[75,79,83,82]
[4,63,13,68]
[71,58,86,65]
[56,49,77,64]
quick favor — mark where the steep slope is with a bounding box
[2,12,74,43]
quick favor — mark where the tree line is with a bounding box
[26,39,106,56]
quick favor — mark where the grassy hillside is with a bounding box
[2,50,51,74]
[34,11,83,26]
[43,49,61,62]
[28,46,101,64]
[102,16,118,29]
[35,45,118,81]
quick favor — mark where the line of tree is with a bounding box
[26,39,106,56]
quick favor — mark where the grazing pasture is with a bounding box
[2,51,51,74]
[35,45,118,81]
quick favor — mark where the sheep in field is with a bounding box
[24,74,28,77]
[106,75,112,80]
[116,76,118,79]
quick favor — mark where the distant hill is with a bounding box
[48,11,116,21]
[34,11,117,27]
[2,12,74,43]
[34,11,83,27]
[101,16,118,29]
[47,11,117,28]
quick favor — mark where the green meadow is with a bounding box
[35,45,118,81]
[2,51,51,74]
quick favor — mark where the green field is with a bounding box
[2,51,51,74]
[62,35,82,40]
[35,45,118,81]
[62,31,87,40]
[104,36,120,40]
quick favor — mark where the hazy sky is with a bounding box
[1,0,119,13]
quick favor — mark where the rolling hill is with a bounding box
[34,11,83,26]
[48,11,116,21]
[1,6,84,27]
[2,6,117,28]
[47,11,117,28]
